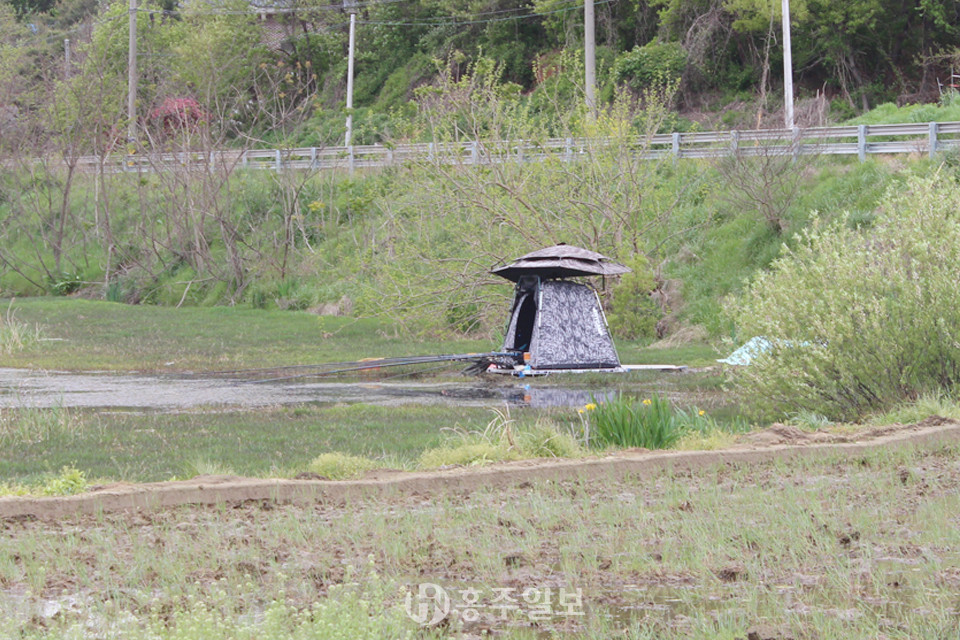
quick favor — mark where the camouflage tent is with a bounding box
[492,245,629,371]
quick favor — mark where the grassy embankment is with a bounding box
[2,445,958,638]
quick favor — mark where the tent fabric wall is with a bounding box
[502,291,533,351]
[502,280,620,370]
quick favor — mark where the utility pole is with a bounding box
[781,0,794,129]
[344,0,357,148]
[127,0,138,142]
[64,38,70,80]
[584,0,596,117]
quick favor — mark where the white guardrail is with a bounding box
[59,121,960,174]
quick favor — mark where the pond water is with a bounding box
[0,368,634,411]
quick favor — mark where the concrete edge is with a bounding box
[3,421,959,520]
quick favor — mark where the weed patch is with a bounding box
[0,404,82,448]
[419,409,583,468]
[0,301,42,355]
[309,452,383,479]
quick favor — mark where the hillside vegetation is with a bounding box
[5,0,960,149]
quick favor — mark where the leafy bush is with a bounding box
[46,270,83,296]
[308,452,382,480]
[727,174,960,420]
[608,253,661,340]
[614,42,688,90]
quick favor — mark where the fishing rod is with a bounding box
[200,351,517,379]
[244,351,520,383]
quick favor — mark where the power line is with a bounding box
[141,0,413,17]
[356,0,616,27]
[139,0,615,23]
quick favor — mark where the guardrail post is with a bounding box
[470,141,479,165]
[792,126,801,162]
[672,132,680,160]
[348,145,355,174]
[858,125,867,162]
[929,121,939,158]
[309,147,317,169]
[274,149,282,172]
[242,151,248,169]
[565,137,573,162]
[386,148,394,165]
[428,142,434,163]
[730,130,739,155]
[516,143,524,164]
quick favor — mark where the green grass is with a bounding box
[0,403,515,484]
[0,298,706,372]
[2,446,958,638]
[846,96,960,125]
[0,298,737,488]
[0,297,491,372]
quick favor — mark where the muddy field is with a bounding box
[2,420,959,638]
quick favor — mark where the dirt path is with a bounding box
[3,417,957,520]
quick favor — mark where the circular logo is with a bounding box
[403,583,450,626]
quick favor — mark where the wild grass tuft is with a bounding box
[308,452,382,479]
[183,458,238,478]
[786,410,833,431]
[419,441,514,468]
[0,404,83,448]
[870,391,960,425]
[673,429,738,450]
[418,408,583,468]
[0,301,42,355]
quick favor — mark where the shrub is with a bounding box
[308,452,382,480]
[614,42,688,90]
[45,270,83,296]
[727,173,960,421]
[608,253,661,340]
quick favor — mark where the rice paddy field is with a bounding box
[1,298,959,638]
[2,445,960,638]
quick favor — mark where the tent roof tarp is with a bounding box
[491,244,630,282]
